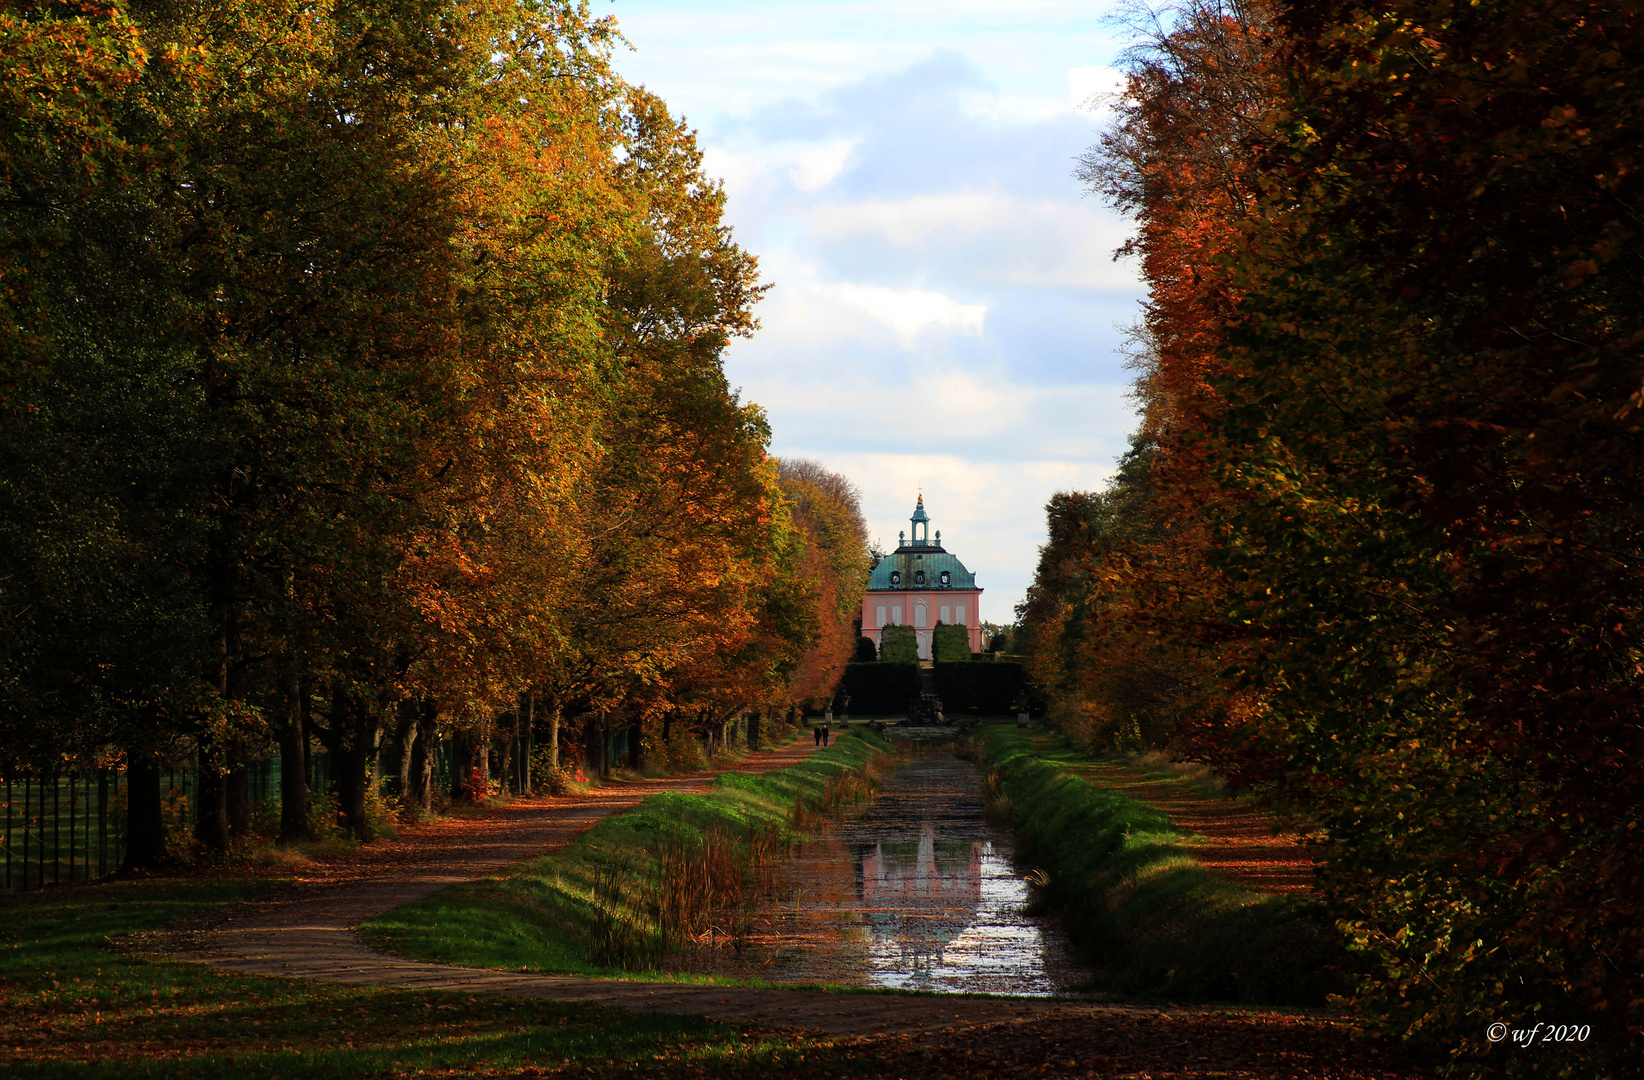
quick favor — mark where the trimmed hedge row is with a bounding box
[878,625,918,664]
[931,622,971,662]
[934,660,1024,715]
[841,661,921,715]
[978,727,1345,1005]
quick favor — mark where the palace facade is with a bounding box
[861,496,984,660]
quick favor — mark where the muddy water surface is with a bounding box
[661,752,1087,996]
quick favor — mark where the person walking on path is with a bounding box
[822,722,831,747]
[813,724,822,746]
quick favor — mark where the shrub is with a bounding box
[931,622,971,662]
[878,624,918,664]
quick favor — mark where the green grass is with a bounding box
[976,726,1345,1006]
[361,728,895,980]
[0,874,898,1079]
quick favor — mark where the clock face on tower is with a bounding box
[915,570,926,586]
[889,571,901,586]
[940,571,951,586]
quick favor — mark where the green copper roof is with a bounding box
[868,497,979,590]
[867,549,977,590]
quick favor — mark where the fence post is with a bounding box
[114,771,126,871]
[68,774,77,884]
[20,779,29,891]
[97,773,106,879]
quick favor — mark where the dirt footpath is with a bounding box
[1060,758,1316,896]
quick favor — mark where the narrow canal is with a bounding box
[662,749,1088,995]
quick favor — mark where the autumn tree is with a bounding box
[1050,0,1643,1072]
[1207,3,1644,1071]
[775,458,870,711]
[1022,0,1279,756]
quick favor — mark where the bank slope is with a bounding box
[362,729,894,978]
[978,727,1344,1005]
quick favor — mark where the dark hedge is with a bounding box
[841,661,921,716]
[934,659,1025,715]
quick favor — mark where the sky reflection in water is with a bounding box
[663,753,1084,996]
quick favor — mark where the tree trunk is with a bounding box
[450,728,471,800]
[521,695,534,795]
[121,751,166,871]
[748,710,761,752]
[628,716,643,770]
[586,716,605,778]
[226,739,249,836]
[332,687,378,841]
[196,543,238,853]
[409,699,437,811]
[496,710,514,796]
[393,699,417,807]
[278,670,312,842]
[194,741,228,852]
[545,699,561,772]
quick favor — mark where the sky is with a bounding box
[606,0,1146,621]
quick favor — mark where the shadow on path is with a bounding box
[158,738,1344,1043]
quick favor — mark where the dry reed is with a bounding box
[587,751,897,966]
[588,854,657,969]
[654,818,787,950]
[787,751,894,831]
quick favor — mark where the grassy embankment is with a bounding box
[362,728,895,978]
[0,876,883,1079]
[974,725,1344,1006]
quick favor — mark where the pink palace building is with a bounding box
[861,496,984,660]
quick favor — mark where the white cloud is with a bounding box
[806,281,986,346]
[1068,64,1125,113]
[702,140,857,196]
[806,192,1140,291]
[608,3,1147,606]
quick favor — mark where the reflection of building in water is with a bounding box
[855,825,983,975]
[859,827,983,906]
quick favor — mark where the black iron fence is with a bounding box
[3,772,130,892]
[3,742,459,893]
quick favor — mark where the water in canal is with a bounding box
[660,750,1087,996]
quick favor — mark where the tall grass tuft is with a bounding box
[588,854,658,969]
[787,751,891,831]
[981,767,1014,827]
[653,818,789,950]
